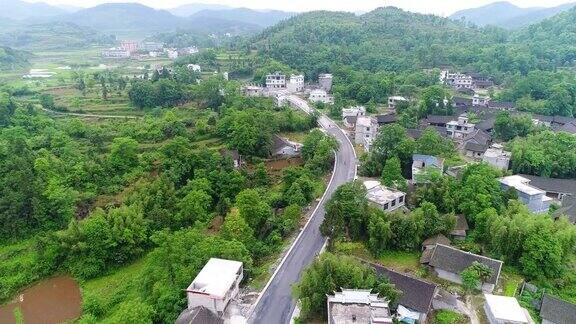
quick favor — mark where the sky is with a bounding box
[30,0,574,16]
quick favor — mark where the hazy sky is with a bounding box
[30,0,573,16]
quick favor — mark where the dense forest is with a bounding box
[0,46,29,70]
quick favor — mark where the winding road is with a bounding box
[248,95,357,324]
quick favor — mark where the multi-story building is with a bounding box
[185,258,243,316]
[446,114,476,140]
[473,94,490,107]
[482,144,511,170]
[499,175,553,214]
[287,74,304,93]
[318,73,333,92]
[140,41,164,51]
[266,72,286,89]
[363,180,406,212]
[120,40,139,53]
[388,96,408,109]
[327,289,392,324]
[101,48,131,58]
[309,89,330,104]
[355,116,378,151]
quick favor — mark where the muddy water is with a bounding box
[0,276,82,324]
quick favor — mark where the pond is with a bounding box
[0,276,82,324]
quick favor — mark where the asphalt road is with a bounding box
[248,95,357,324]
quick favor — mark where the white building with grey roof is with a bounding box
[499,175,552,214]
[363,180,406,212]
[327,289,392,324]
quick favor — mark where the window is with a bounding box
[391,200,396,207]
[399,196,404,203]
[383,203,389,210]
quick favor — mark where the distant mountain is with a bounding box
[0,0,67,20]
[169,3,234,17]
[450,1,576,29]
[55,3,185,32]
[55,4,84,13]
[190,8,295,28]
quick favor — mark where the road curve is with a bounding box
[249,95,356,324]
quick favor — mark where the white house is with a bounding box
[342,106,366,119]
[484,294,533,324]
[318,73,333,92]
[388,96,408,109]
[266,72,286,89]
[273,136,302,157]
[499,175,552,214]
[101,48,131,58]
[167,49,179,59]
[446,114,476,140]
[327,289,392,324]
[412,154,444,183]
[187,64,202,72]
[473,94,490,107]
[363,180,406,212]
[309,89,330,104]
[185,258,243,316]
[287,74,304,93]
[355,116,378,151]
[482,144,511,170]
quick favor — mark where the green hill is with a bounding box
[0,46,30,70]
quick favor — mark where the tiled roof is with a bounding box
[519,175,576,195]
[427,244,503,285]
[422,234,450,247]
[540,294,576,324]
[376,114,397,124]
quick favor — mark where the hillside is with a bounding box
[0,22,115,50]
[254,7,504,75]
[190,8,295,28]
[0,46,29,70]
[0,0,67,20]
[169,3,234,17]
[450,1,576,29]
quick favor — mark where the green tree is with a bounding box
[381,156,407,191]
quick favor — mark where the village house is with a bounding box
[309,89,331,104]
[120,40,139,53]
[140,41,164,51]
[450,215,469,240]
[484,294,533,324]
[488,101,516,111]
[242,84,263,97]
[355,116,378,151]
[446,114,476,140]
[167,49,179,59]
[273,136,302,157]
[388,96,408,109]
[499,175,553,214]
[363,180,406,212]
[422,244,503,293]
[461,129,492,159]
[266,72,286,89]
[101,48,131,58]
[472,94,490,107]
[219,149,243,169]
[412,154,444,183]
[518,175,576,223]
[287,74,304,93]
[327,289,392,324]
[318,73,333,92]
[540,294,576,324]
[187,64,202,72]
[342,106,366,128]
[453,97,473,109]
[482,144,511,170]
[423,115,454,128]
[373,265,438,324]
[376,114,397,127]
[421,234,451,251]
[470,73,495,89]
[184,258,243,317]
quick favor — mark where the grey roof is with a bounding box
[553,195,576,224]
[372,265,438,314]
[519,175,576,195]
[464,141,488,153]
[540,294,576,324]
[377,114,397,125]
[273,135,297,152]
[176,306,223,324]
[454,214,469,231]
[407,129,424,139]
[488,102,516,109]
[427,244,503,285]
[425,115,454,125]
[476,117,495,131]
[463,129,491,146]
[422,234,451,247]
[553,122,576,134]
[452,97,473,107]
[345,115,358,124]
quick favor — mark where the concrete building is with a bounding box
[423,244,503,293]
[473,94,490,107]
[450,214,469,240]
[342,106,366,119]
[388,96,408,109]
[484,294,532,324]
[309,89,330,103]
[181,46,199,55]
[355,116,378,151]
[273,136,302,157]
[167,49,179,59]
[185,258,243,316]
[461,129,492,159]
[499,175,552,214]
[187,64,202,72]
[101,48,131,58]
[363,180,406,213]
[412,154,444,183]
[242,85,263,97]
[120,40,139,53]
[318,73,333,92]
[140,41,164,51]
[446,114,476,140]
[266,72,286,89]
[287,74,304,93]
[540,294,576,324]
[482,144,511,170]
[327,289,392,324]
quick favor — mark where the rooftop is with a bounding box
[499,175,546,196]
[540,294,576,324]
[412,154,444,169]
[484,294,529,323]
[422,234,450,247]
[363,181,405,206]
[427,244,503,285]
[519,174,576,195]
[356,116,376,128]
[328,289,392,324]
[187,258,242,298]
[484,145,511,159]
